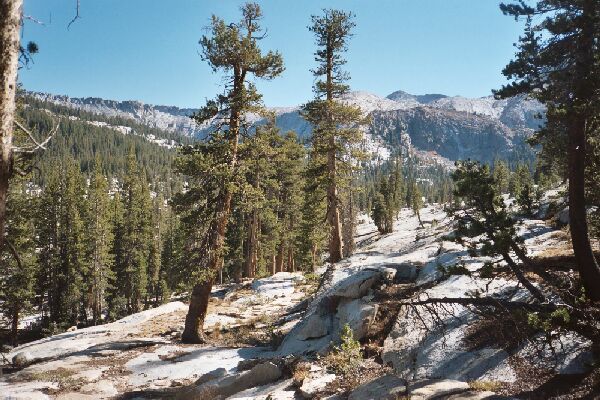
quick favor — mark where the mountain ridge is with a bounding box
[27,89,545,164]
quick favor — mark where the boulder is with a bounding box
[556,207,569,226]
[408,379,470,400]
[278,267,391,355]
[296,313,330,340]
[194,367,227,385]
[331,269,384,299]
[348,375,407,400]
[182,362,282,400]
[228,378,296,399]
[12,351,34,368]
[79,380,119,397]
[385,263,418,282]
[337,298,378,341]
[446,391,512,399]
[299,371,336,399]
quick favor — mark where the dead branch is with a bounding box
[400,296,561,312]
[13,119,60,154]
[4,239,23,270]
[23,15,46,26]
[67,0,80,29]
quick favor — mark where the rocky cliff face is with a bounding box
[370,107,522,163]
[29,90,545,164]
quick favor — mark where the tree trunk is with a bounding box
[567,0,600,301]
[327,138,343,263]
[275,244,284,273]
[244,210,258,278]
[287,246,294,272]
[271,254,276,276]
[416,210,424,228]
[181,67,242,342]
[181,277,214,343]
[502,252,546,303]
[568,117,600,301]
[311,243,318,272]
[0,0,21,251]
[11,308,18,346]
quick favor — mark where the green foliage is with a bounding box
[527,307,571,332]
[19,95,184,189]
[324,323,362,376]
[85,158,115,324]
[302,8,367,263]
[174,3,285,292]
[0,178,37,343]
[370,158,404,234]
[492,159,510,195]
[112,150,153,314]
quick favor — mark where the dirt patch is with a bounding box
[10,367,86,394]
[137,308,187,338]
[462,310,537,353]
[500,356,600,399]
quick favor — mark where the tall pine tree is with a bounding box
[175,2,284,343]
[302,9,366,263]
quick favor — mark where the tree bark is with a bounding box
[568,117,600,301]
[287,246,294,272]
[181,71,241,342]
[327,136,343,263]
[567,0,600,301]
[181,277,214,343]
[0,0,21,251]
[502,252,546,303]
[311,243,318,272]
[11,308,18,346]
[275,244,284,273]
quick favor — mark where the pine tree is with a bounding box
[410,180,424,227]
[496,0,600,300]
[120,150,152,314]
[107,191,128,320]
[1,178,37,344]
[85,157,114,325]
[299,152,329,271]
[302,9,366,263]
[147,191,167,306]
[451,160,545,302]
[55,158,87,326]
[493,159,510,195]
[175,2,284,343]
[273,131,306,273]
[35,168,61,327]
[238,120,280,278]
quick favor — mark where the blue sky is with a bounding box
[20,0,524,108]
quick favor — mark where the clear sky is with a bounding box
[19,0,524,108]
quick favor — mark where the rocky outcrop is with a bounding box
[178,362,282,400]
[348,377,511,400]
[347,375,407,400]
[278,266,398,355]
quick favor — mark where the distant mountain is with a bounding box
[386,90,448,104]
[30,92,201,137]
[28,89,546,165]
